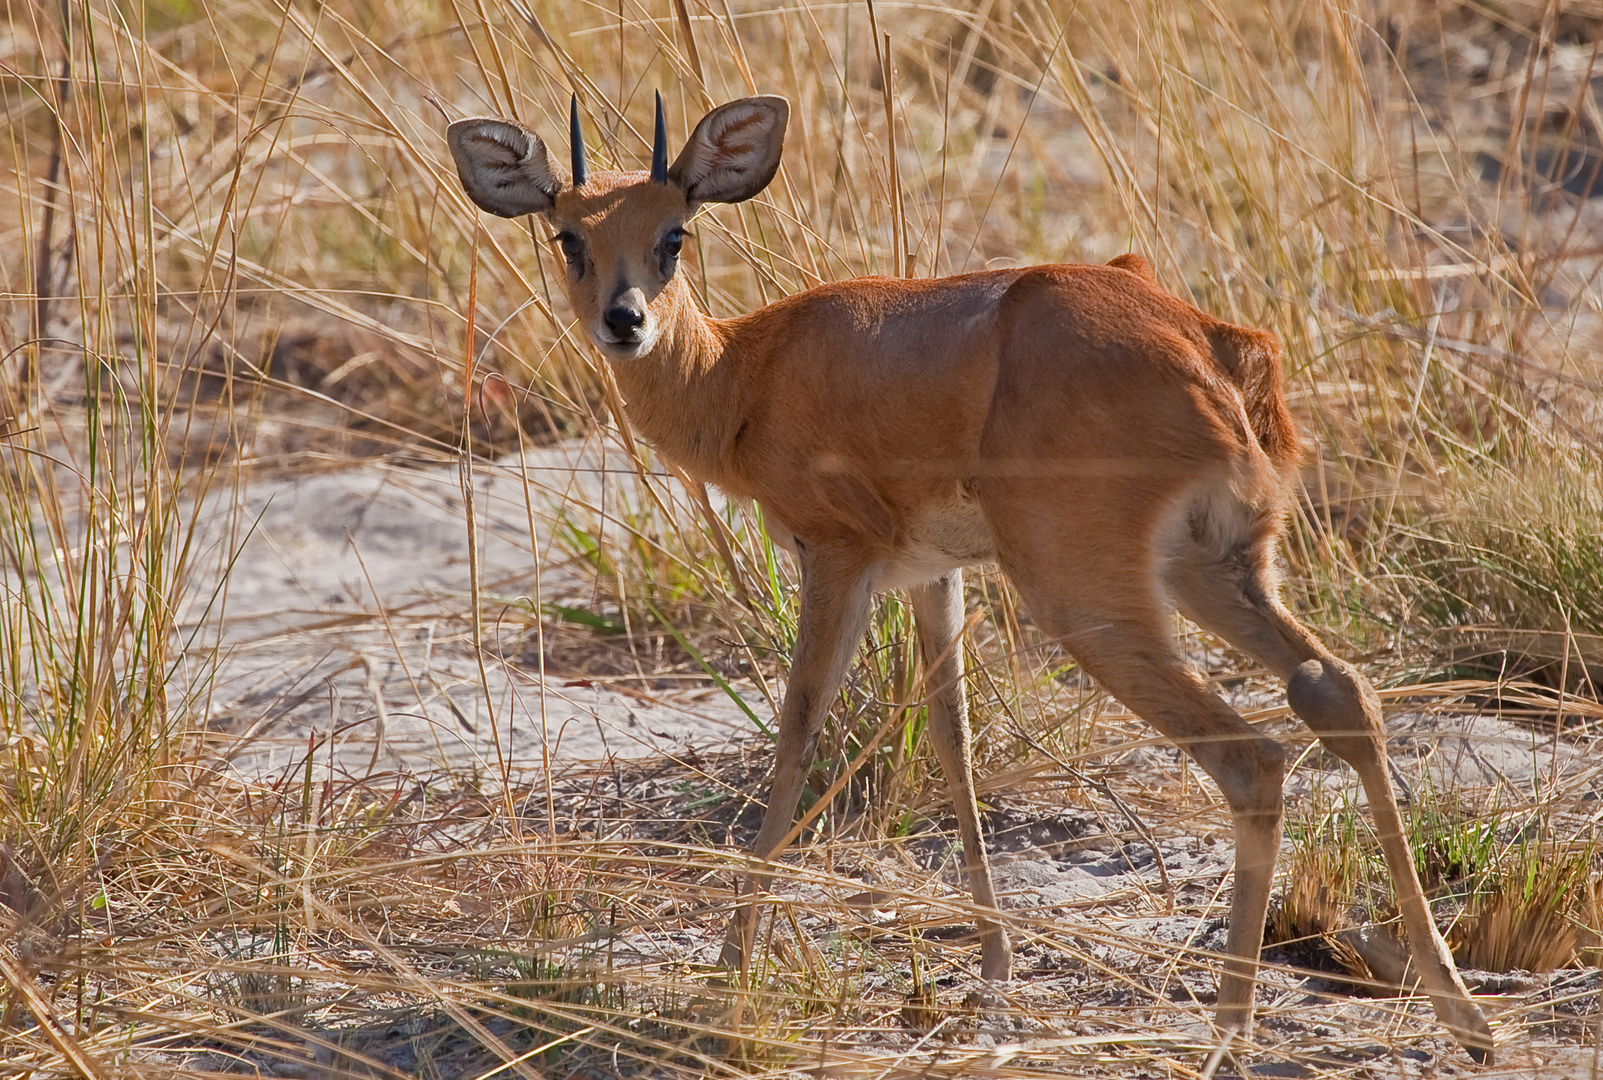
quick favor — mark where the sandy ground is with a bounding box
[178,439,765,780]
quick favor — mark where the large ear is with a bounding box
[668,96,789,205]
[447,118,564,217]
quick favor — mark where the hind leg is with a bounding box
[1170,537,1494,1061]
[992,525,1287,1037]
[1054,608,1285,1034]
[1074,630,1286,1036]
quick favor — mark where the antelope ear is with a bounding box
[668,95,789,205]
[448,118,564,217]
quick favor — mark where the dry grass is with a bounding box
[1450,843,1595,975]
[3,0,1602,1075]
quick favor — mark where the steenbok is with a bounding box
[447,93,1492,1062]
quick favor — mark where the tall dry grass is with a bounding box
[2,0,1601,1075]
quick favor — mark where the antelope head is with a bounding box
[448,93,789,361]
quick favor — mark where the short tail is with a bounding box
[1106,253,1299,469]
[1107,252,1156,280]
[1207,324,1299,469]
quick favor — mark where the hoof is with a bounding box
[1453,1011,1495,1066]
[1430,980,1494,1064]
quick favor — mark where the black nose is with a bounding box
[604,304,646,341]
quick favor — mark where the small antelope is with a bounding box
[448,94,1493,1061]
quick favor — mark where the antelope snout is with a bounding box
[601,288,650,347]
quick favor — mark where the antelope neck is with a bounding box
[604,274,743,484]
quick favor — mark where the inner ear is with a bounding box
[448,118,564,218]
[668,96,789,205]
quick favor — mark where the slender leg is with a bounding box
[1171,548,1495,1062]
[981,481,1287,1040]
[1288,658,1494,1062]
[909,570,1010,981]
[721,546,876,970]
[1059,617,1287,1036]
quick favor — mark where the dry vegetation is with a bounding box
[2,0,1602,1076]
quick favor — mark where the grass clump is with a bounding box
[1449,842,1597,975]
[1279,786,1603,989]
[1380,462,1603,695]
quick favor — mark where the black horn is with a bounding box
[569,94,587,187]
[651,90,669,184]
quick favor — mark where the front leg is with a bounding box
[909,571,1010,981]
[722,545,877,970]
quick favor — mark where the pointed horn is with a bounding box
[651,90,669,184]
[569,94,587,187]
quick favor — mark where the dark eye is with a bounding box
[658,227,685,275]
[553,231,585,272]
